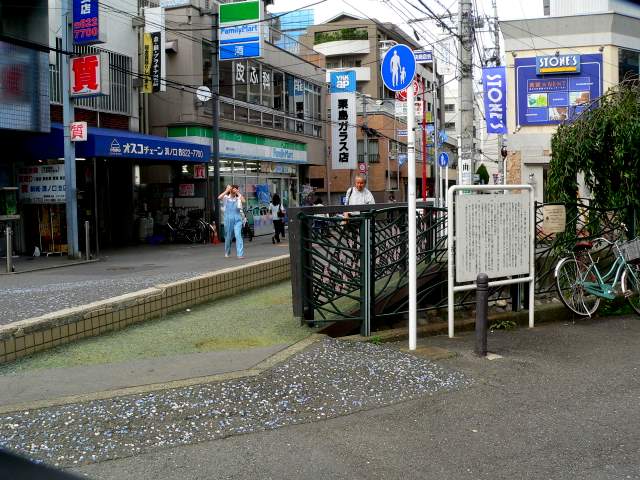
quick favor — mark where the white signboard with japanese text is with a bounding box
[17,164,66,204]
[70,121,87,141]
[144,7,166,92]
[330,71,357,170]
[454,192,530,282]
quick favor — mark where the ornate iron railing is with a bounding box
[289,200,636,333]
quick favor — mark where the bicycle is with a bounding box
[554,235,640,317]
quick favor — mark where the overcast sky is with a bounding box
[268,0,542,25]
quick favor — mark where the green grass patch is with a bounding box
[0,282,312,374]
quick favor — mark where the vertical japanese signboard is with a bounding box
[72,0,105,45]
[330,71,357,170]
[219,0,262,61]
[143,7,166,92]
[482,66,507,134]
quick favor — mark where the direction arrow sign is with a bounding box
[381,44,416,92]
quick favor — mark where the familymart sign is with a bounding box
[219,0,262,60]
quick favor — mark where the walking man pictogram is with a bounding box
[390,50,401,87]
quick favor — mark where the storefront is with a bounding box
[14,123,210,253]
[168,127,308,237]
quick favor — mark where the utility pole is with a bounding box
[492,0,506,185]
[61,0,79,258]
[212,12,221,232]
[458,0,475,185]
[363,94,368,180]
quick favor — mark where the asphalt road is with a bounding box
[0,236,289,325]
[74,315,640,480]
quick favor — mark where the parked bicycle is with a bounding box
[554,234,640,316]
[166,208,210,244]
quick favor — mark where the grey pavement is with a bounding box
[0,343,289,407]
[0,234,289,325]
[64,315,640,480]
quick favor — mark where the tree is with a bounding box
[547,82,640,209]
[476,163,490,185]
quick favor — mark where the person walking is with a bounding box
[218,184,245,258]
[269,193,286,243]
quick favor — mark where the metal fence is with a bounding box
[290,200,636,332]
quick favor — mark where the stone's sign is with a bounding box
[455,192,530,282]
[516,54,602,126]
[542,205,566,233]
[482,66,507,134]
[219,0,262,60]
[537,54,580,75]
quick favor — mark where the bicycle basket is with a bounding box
[620,238,640,264]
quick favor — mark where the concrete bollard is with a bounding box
[84,221,91,261]
[5,226,13,273]
[475,272,489,357]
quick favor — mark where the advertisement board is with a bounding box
[18,165,66,204]
[219,0,262,60]
[330,71,357,170]
[516,54,602,126]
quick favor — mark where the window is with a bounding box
[273,71,284,111]
[219,60,233,98]
[444,103,455,112]
[619,48,640,82]
[326,59,339,69]
[202,41,213,89]
[445,121,456,130]
[310,178,324,189]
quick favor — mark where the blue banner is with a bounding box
[516,54,602,126]
[329,70,356,93]
[482,66,508,134]
[72,0,101,45]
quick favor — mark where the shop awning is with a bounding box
[24,123,211,164]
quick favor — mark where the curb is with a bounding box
[0,334,326,415]
[338,302,570,344]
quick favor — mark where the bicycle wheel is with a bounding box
[621,264,640,315]
[555,257,601,316]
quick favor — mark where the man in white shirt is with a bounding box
[345,175,375,217]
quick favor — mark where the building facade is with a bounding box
[502,5,640,202]
[149,0,326,234]
[303,13,447,203]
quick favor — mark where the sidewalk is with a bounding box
[0,314,637,479]
[0,235,289,325]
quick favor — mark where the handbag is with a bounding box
[277,205,285,219]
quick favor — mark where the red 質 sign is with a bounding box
[70,54,109,97]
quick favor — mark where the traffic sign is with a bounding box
[395,78,421,101]
[358,162,367,174]
[414,50,433,64]
[381,44,416,92]
[438,152,449,168]
[438,130,448,144]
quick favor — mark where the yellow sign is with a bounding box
[142,33,153,94]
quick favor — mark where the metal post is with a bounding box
[5,226,13,273]
[407,85,417,350]
[475,272,489,356]
[62,0,79,258]
[211,12,221,236]
[432,65,441,205]
[458,0,475,183]
[84,220,90,261]
[421,78,427,201]
[363,94,368,179]
[360,216,371,337]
